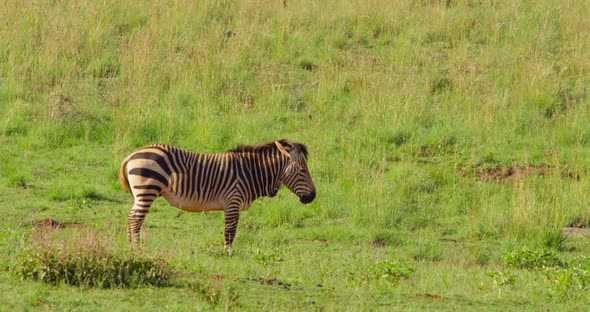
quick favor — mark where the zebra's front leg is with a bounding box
[223,205,241,254]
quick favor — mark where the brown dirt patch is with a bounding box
[473,165,546,182]
[462,164,580,182]
[566,215,590,228]
[562,227,590,239]
[407,294,447,301]
[25,217,84,229]
[372,238,388,247]
[203,275,226,281]
[256,278,291,290]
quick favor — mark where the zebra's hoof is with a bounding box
[224,245,233,256]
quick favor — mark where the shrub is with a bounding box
[501,247,563,269]
[12,227,173,288]
[16,249,172,288]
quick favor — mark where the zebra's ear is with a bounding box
[275,141,292,159]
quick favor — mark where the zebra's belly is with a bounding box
[179,201,224,212]
[162,193,224,212]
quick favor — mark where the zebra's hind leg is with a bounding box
[126,194,156,246]
[126,213,145,246]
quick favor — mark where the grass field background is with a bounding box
[2,0,590,310]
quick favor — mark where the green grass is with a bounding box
[2,0,590,310]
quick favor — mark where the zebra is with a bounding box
[119,139,316,251]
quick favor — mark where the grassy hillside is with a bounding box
[1,0,590,310]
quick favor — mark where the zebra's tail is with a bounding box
[119,155,132,192]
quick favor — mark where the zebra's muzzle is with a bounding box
[299,191,316,204]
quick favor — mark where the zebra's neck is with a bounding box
[236,150,286,200]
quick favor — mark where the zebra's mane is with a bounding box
[230,139,309,160]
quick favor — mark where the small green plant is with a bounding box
[367,260,414,287]
[189,280,222,305]
[253,248,283,266]
[487,270,516,287]
[542,267,590,302]
[187,281,240,308]
[484,270,517,296]
[502,247,563,269]
[65,198,92,212]
[568,256,590,270]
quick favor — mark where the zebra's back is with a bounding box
[122,144,238,212]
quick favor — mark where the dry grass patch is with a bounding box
[13,224,174,288]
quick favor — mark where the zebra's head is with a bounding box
[275,140,316,204]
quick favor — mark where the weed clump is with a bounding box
[502,247,563,269]
[347,260,414,290]
[253,248,283,266]
[367,260,414,288]
[496,247,590,301]
[541,257,590,302]
[13,227,173,288]
[16,249,172,288]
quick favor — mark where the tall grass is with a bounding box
[1,0,590,240]
[0,1,589,239]
[1,0,590,308]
